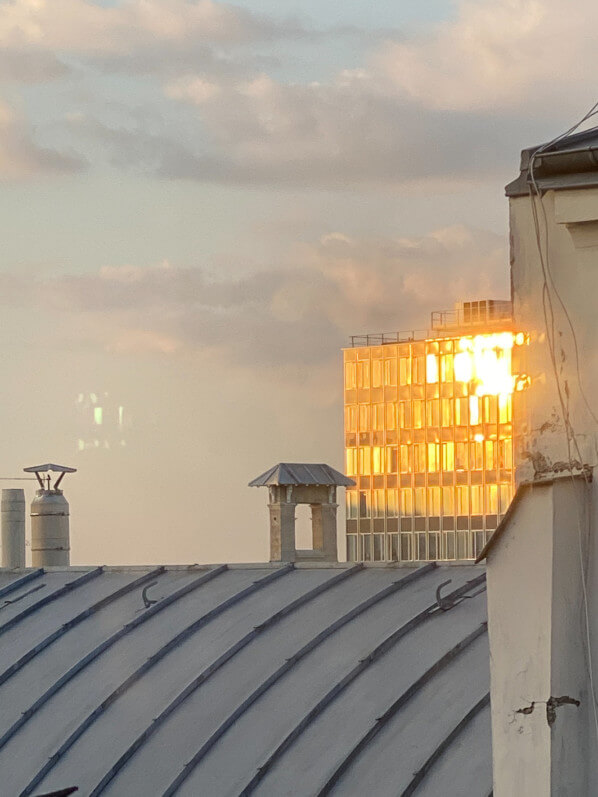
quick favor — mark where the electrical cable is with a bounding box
[527,100,598,747]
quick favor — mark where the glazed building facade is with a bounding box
[343,300,528,562]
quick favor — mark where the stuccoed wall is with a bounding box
[510,187,598,479]
[487,478,590,796]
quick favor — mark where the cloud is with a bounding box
[0,225,508,366]
[6,0,593,187]
[0,0,308,66]
[377,0,598,113]
[0,99,84,179]
[72,75,542,188]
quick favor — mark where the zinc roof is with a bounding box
[248,462,355,487]
[0,561,489,796]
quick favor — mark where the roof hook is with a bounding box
[436,578,485,611]
[141,581,158,609]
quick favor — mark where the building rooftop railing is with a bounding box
[349,300,514,348]
[349,330,429,348]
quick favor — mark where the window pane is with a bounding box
[373,489,385,518]
[441,398,453,426]
[470,441,483,470]
[426,399,439,427]
[387,446,399,473]
[456,442,468,470]
[498,393,511,423]
[486,484,498,514]
[357,361,370,388]
[399,445,411,473]
[455,397,468,425]
[428,487,441,515]
[400,489,412,516]
[346,448,357,476]
[456,486,468,515]
[346,535,358,561]
[483,396,497,424]
[385,359,397,386]
[385,403,396,430]
[372,359,383,388]
[345,362,356,389]
[414,443,425,472]
[372,446,383,474]
[471,485,482,514]
[427,443,439,472]
[442,442,454,471]
[414,488,425,515]
[347,491,358,519]
[399,401,411,427]
[440,354,454,382]
[345,405,357,432]
[387,489,398,517]
[442,487,454,515]
[373,534,384,561]
[359,491,371,518]
[399,358,411,385]
[485,440,495,470]
[359,447,371,476]
[373,404,384,431]
[454,351,473,382]
[413,356,425,384]
[469,396,480,425]
[358,404,370,431]
[426,354,439,383]
[413,400,423,428]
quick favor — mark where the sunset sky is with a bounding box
[1,0,596,564]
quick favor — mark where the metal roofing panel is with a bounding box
[248,463,355,487]
[0,564,491,796]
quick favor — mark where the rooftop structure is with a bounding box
[343,301,529,563]
[0,561,489,796]
[250,463,354,563]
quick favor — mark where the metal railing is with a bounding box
[349,330,428,348]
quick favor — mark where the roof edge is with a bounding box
[475,470,592,563]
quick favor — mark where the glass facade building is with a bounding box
[343,301,527,562]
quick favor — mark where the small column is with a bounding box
[268,486,296,562]
[1,489,26,568]
[311,499,338,561]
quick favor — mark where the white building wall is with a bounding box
[509,181,598,792]
[487,477,592,796]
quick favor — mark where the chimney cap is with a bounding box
[249,463,354,487]
[23,463,77,474]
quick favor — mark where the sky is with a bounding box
[1,0,597,564]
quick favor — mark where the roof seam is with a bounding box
[21,565,294,797]
[158,563,437,796]
[238,571,486,795]
[400,691,491,796]
[317,623,488,796]
[0,569,44,601]
[0,567,165,690]
[0,567,103,638]
[0,565,229,760]
[91,564,364,796]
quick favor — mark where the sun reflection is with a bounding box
[457,332,528,397]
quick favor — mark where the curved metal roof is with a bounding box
[249,463,355,487]
[0,562,489,796]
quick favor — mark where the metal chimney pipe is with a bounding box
[24,464,77,568]
[1,488,26,568]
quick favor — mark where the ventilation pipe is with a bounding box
[1,489,26,568]
[24,464,77,567]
